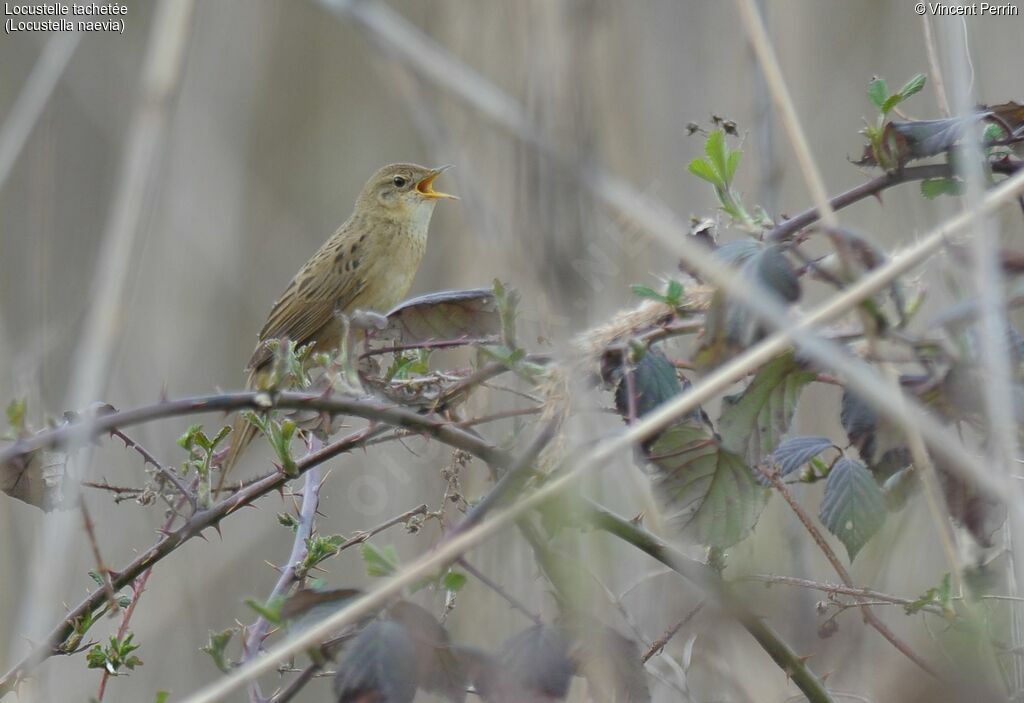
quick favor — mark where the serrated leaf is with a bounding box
[704,130,728,182]
[769,436,836,477]
[898,73,926,101]
[614,348,682,419]
[244,596,284,625]
[200,629,235,673]
[361,542,400,578]
[881,93,903,115]
[921,177,964,199]
[868,77,889,110]
[334,620,419,703]
[725,149,742,183]
[718,352,816,466]
[371,289,500,347]
[648,424,768,547]
[819,457,886,561]
[687,158,720,186]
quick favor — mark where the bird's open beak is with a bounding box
[416,165,457,200]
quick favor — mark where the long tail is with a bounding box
[213,368,262,496]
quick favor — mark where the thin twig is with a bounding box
[641,601,704,663]
[585,502,835,703]
[332,503,429,553]
[360,336,497,358]
[96,489,190,701]
[767,473,938,677]
[79,498,118,615]
[745,574,939,613]
[457,557,542,625]
[109,427,196,511]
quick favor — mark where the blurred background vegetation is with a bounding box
[1,2,1022,701]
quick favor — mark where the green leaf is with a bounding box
[665,279,684,305]
[704,130,729,183]
[244,596,284,625]
[769,436,836,477]
[493,279,521,348]
[687,157,721,186]
[905,573,955,618]
[880,93,903,115]
[200,629,235,673]
[154,692,170,703]
[819,457,887,561]
[718,352,816,466]
[176,423,203,450]
[613,347,683,419]
[648,424,769,547]
[302,534,345,570]
[361,542,400,578]
[983,122,1007,143]
[442,571,467,592]
[725,149,742,183]
[897,73,927,101]
[920,178,964,199]
[867,76,889,110]
[86,644,107,670]
[629,284,663,301]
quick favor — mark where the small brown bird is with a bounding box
[218,163,456,489]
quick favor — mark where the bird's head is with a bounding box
[358,163,456,220]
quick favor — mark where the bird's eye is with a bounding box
[392,176,407,188]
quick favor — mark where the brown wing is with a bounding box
[246,243,366,372]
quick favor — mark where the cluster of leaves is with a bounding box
[86,634,142,676]
[609,347,815,549]
[687,130,770,231]
[616,92,1022,563]
[858,72,1024,194]
[56,576,132,656]
[177,423,231,506]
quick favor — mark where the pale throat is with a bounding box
[406,198,438,238]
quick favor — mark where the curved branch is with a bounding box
[0,390,510,471]
[585,501,836,703]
